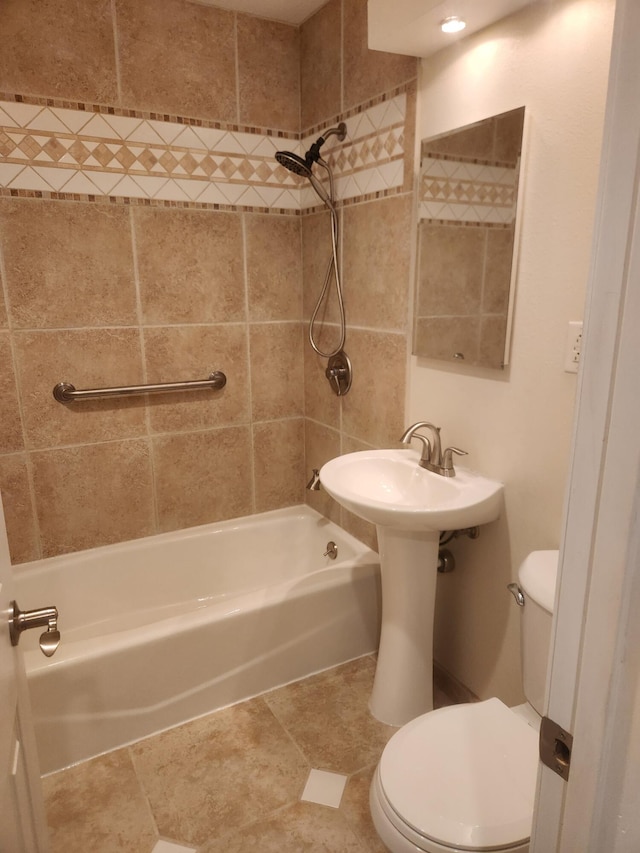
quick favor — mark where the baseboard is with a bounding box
[433,661,480,705]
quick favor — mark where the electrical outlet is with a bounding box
[564,321,583,373]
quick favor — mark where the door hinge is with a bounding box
[539,716,573,781]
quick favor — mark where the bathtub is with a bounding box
[14,505,381,775]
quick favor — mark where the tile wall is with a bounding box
[301,0,417,549]
[0,0,417,562]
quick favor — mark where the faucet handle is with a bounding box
[442,446,468,477]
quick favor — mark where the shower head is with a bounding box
[305,122,347,167]
[275,122,347,178]
[275,150,313,178]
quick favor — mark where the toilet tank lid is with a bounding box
[519,550,559,614]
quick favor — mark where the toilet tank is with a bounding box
[518,550,559,716]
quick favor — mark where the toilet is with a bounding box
[370,550,558,853]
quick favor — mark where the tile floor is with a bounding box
[42,655,456,853]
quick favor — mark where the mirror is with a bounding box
[413,107,525,369]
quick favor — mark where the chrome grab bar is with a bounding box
[53,371,226,404]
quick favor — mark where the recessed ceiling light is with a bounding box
[440,15,466,33]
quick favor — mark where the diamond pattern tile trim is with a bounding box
[419,155,517,225]
[0,92,407,211]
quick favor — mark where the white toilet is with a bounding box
[370,550,558,853]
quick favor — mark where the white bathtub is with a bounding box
[14,505,381,775]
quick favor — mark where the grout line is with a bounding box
[129,207,160,533]
[241,214,256,514]
[234,12,241,126]
[110,0,123,107]
[125,744,162,845]
[24,424,250,456]
[9,319,302,334]
[340,0,345,116]
[257,693,317,782]
[0,239,44,559]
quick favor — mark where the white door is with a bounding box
[531,0,640,848]
[0,497,50,853]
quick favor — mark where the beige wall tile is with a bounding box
[340,505,377,552]
[494,108,525,164]
[402,78,418,194]
[14,329,147,450]
[342,0,417,110]
[0,454,39,564]
[304,418,341,523]
[143,324,250,433]
[115,0,236,120]
[246,214,302,322]
[343,195,412,331]
[250,323,304,421]
[417,223,485,317]
[422,119,495,160]
[302,210,342,328]
[0,332,23,454]
[484,227,515,314]
[253,418,305,513]
[300,0,342,129]
[341,329,406,447]
[479,314,508,369]
[153,426,253,532]
[134,207,245,325]
[0,200,137,329]
[339,434,377,551]
[237,16,300,131]
[303,347,340,429]
[414,316,480,365]
[0,0,118,102]
[32,439,155,557]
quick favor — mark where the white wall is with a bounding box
[409,0,616,704]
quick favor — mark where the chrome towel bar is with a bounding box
[53,371,226,404]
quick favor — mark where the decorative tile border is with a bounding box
[419,155,517,225]
[0,92,407,212]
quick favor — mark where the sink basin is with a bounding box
[320,447,504,725]
[320,448,504,531]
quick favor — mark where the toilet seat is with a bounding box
[376,698,540,852]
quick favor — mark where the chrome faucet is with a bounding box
[400,422,467,477]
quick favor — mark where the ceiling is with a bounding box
[368,0,540,57]
[192,0,327,26]
[192,0,538,35]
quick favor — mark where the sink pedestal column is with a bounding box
[369,526,440,727]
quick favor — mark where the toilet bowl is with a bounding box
[370,550,558,853]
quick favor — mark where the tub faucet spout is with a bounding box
[306,469,321,491]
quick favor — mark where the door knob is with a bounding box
[9,600,61,657]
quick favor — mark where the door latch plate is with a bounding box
[540,716,573,780]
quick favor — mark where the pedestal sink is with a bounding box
[320,448,503,726]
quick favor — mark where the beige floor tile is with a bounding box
[199,800,370,852]
[43,748,157,853]
[42,658,460,852]
[341,765,389,853]
[263,657,397,775]
[130,698,309,847]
